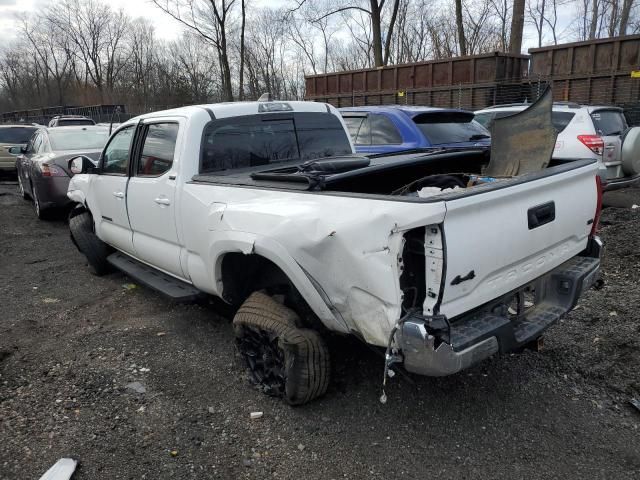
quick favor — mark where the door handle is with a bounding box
[113,191,124,198]
[528,201,555,229]
[154,197,171,206]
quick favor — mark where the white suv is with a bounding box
[475,103,639,189]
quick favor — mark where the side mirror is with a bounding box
[69,155,97,175]
[8,146,23,155]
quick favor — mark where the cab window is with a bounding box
[101,126,134,175]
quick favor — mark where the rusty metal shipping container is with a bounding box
[528,34,640,106]
[305,52,529,109]
[305,35,640,111]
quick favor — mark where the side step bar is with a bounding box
[107,252,203,302]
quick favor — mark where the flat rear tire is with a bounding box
[233,292,330,406]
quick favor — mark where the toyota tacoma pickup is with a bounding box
[66,96,603,405]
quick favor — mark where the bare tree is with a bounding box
[151,0,240,101]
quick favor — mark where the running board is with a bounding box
[107,252,203,302]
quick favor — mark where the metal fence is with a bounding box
[0,104,185,126]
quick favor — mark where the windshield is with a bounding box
[200,112,353,173]
[0,126,37,144]
[413,112,490,145]
[49,128,110,151]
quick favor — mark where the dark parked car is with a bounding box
[14,126,109,218]
[48,115,96,127]
[0,125,39,172]
[339,105,491,155]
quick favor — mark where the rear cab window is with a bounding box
[413,111,490,145]
[590,110,627,136]
[200,112,352,173]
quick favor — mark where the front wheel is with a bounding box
[69,210,111,275]
[233,292,330,406]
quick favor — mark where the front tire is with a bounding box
[69,210,111,275]
[233,292,330,405]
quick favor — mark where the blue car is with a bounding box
[339,105,491,155]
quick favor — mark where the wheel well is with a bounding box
[68,203,88,219]
[220,253,322,330]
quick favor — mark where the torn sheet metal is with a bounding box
[486,87,557,177]
[38,458,77,480]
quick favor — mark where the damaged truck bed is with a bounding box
[66,94,603,405]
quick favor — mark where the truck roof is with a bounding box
[131,100,335,123]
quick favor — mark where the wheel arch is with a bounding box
[215,237,349,334]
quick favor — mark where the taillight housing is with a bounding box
[591,176,603,236]
[37,163,68,177]
[577,135,604,156]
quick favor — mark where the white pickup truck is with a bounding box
[66,98,603,405]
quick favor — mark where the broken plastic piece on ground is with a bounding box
[250,411,263,419]
[122,283,137,290]
[38,458,77,480]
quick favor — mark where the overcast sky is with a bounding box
[0,0,573,54]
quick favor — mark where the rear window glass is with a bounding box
[590,110,627,136]
[371,114,402,144]
[342,116,365,141]
[551,112,575,132]
[56,119,95,126]
[200,113,352,173]
[413,112,490,145]
[473,113,493,128]
[0,127,37,144]
[49,128,110,150]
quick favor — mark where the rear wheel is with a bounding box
[17,174,29,200]
[69,210,111,275]
[233,292,330,405]
[32,185,49,220]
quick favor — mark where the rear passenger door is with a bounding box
[126,119,185,279]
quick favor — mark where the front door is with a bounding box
[91,125,136,254]
[126,120,184,278]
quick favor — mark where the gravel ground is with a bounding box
[1,179,639,479]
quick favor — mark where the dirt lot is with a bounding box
[1,179,639,479]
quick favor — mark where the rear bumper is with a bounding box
[601,173,640,191]
[399,237,602,376]
[33,176,72,209]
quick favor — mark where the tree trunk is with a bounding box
[619,0,634,35]
[510,0,526,53]
[589,0,599,39]
[239,0,246,100]
[370,0,384,67]
[383,0,401,65]
[538,0,546,47]
[455,0,467,56]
